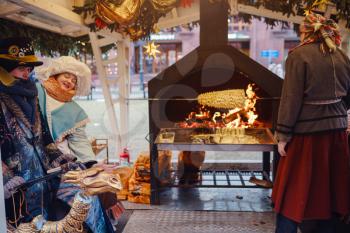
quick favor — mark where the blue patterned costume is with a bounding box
[0,88,113,232]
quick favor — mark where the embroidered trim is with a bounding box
[277,123,294,129]
[45,89,53,135]
[55,118,90,143]
[293,128,347,135]
[297,114,347,123]
[275,129,293,135]
[303,99,341,105]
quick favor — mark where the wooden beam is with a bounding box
[0,2,23,16]
[65,29,89,37]
[61,25,85,34]
[89,32,122,157]
[171,8,178,18]
[10,0,84,27]
[323,4,335,18]
[5,14,63,34]
[98,36,119,47]
[4,0,89,37]
[157,2,304,29]
[96,31,124,42]
[237,4,304,24]
[157,12,199,29]
[229,0,239,15]
[102,57,118,66]
[116,39,130,149]
[157,1,200,29]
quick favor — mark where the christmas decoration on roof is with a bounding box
[74,0,179,41]
[75,0,350,42]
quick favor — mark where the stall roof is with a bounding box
[0,0,317,39]
[1,0,344,41]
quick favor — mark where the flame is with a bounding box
[247,111,258,125]
[212,112,221,124]
[226,114,241,128]
[180,84,259,129]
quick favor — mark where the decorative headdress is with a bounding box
[35,56,91,96]
[298,13,341,53]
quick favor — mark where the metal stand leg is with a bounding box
[262,152,270,180]
[273,146,280,182]
[150,144,160,205]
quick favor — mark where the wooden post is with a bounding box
[89,32,122,159]
[117,39,131,149]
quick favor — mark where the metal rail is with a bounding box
[168,170,271,189]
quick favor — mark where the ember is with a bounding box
[179,84,262,129]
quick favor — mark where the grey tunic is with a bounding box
[276,43,350,142]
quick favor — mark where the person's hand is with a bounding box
[4,176,25,199]
[278,141,288,157]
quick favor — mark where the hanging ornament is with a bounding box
[96,0,142,26]
[150,0,177,12]
[180,0,194,8]
[95,17,108,29]
[143,41,161,58]
[127,27,146,41]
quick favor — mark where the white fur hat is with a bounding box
[35,56,91,96]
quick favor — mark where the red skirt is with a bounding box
[272,131,350,223]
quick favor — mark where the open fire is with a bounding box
[177,84,262,129]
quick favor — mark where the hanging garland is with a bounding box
[0,18,116,57]
[237,0,350,28]
[74,0,350,42]
[0,18,83,56]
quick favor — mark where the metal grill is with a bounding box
[170,170,272,188]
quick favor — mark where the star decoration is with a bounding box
[143,41,161,59]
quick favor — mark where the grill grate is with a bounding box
[169,170,272,188]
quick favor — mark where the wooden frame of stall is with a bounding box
[0,0,349,230]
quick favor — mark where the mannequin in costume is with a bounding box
[35,56,123,232]
[0,37,74,225]
[35,56,95,162]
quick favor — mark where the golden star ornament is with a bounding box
[143,41,161,58]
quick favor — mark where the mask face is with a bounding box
[56,72,77,91]
[10,66,33,80]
